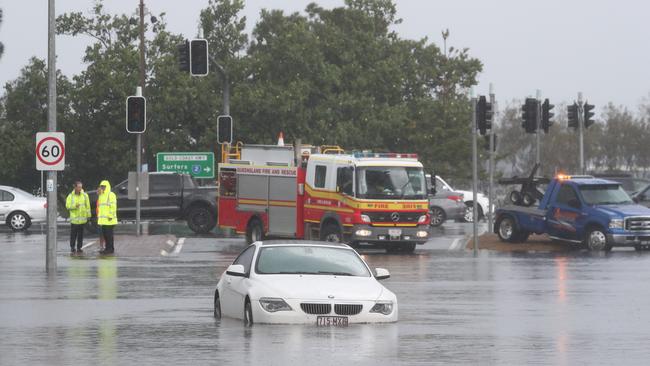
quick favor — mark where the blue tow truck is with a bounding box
[494,174,650,251]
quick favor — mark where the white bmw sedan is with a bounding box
[0,185,47,231]
[213,241,398,326]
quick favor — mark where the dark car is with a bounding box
[89,172,218,234]
[592,174,649,195]
[429,191,466,227]
[633,183,650,208]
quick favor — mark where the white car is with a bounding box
[213,241,398,325]
[0,185,47,231]
[435,175,491,222]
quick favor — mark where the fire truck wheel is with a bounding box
[320,223,342,243]
[246,219,265,244]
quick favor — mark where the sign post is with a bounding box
[156,152,215,179]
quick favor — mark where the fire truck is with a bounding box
[217,144,431,252]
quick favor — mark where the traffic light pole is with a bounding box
[535,90,542,171]
[46,0,57,273]
[135,0,146,235]
[578,92,585,174]
[488,85,495,231]
[471,95,478,255]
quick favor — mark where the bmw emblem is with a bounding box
[328,295,335,299]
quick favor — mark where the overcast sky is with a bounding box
[1,0,649,116]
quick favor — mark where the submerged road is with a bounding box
[1,223,650,365]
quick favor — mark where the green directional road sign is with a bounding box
[156,152,215,178]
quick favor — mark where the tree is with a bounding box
[0,58,72,191]
[0,8,4,59]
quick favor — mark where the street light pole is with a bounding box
[46,0,57,272]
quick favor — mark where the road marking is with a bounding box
[81,241,96,250]
[166,239,175,248]
[172,237,185,255]
[448,238,462,251]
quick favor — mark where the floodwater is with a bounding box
[1,224,650,365]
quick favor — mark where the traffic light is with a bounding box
[521,98,538,133]
[567,102,579,129]
[126,96,146,133]
[190,39,209,76]
[584,102,595,128]
[177,40,189,72]
[541,98,554,133]
[217,115,233,144]
[476,95,494,136]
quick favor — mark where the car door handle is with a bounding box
[168,192,177,196]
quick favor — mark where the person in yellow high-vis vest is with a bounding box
[65,180,91,254]
[97,180,117,255]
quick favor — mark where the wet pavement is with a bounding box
[2,222,650,365]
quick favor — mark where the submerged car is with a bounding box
[0,185,46,231]
[213,241,398,325]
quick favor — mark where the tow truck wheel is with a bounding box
[509,191,522,205]
[585,227,612,252]
[497,216,519,243]
[521,193,535,207]
[246,219,264,244]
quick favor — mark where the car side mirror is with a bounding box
[375,268,390,280]
[568,198,581,209]
[226,264,246,277]
[119,186,127,193]
[637,194,646,202]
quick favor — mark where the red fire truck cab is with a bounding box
[218,144,430,252]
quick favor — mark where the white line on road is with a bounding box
[448,238,463,251]
[81,241,96,250]
[172,237,185,255]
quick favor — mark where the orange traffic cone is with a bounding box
[277,132,285,146]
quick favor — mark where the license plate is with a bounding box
[316,316,348,327]
[388,229,402,237]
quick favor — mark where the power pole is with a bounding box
[135,0,146,235]
[46,0,57,273]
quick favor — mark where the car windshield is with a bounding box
[255,246,371,277]
[356,166,426,199]
[579,184,633,205]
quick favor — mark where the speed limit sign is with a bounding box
[36,132,65,171]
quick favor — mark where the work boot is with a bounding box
[76,249,83,254]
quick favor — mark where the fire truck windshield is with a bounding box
[356,166,426,199]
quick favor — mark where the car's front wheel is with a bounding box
[213,290,222,319]
[244,300,253,326]
[8,211,31,232]
[429,207,446,227]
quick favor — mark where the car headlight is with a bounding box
[259,297,292,312]
[360,214,371,223]
[609,219,624,229]
[370,301,393,315]
[355,229,372,237]
[418,215,427,224]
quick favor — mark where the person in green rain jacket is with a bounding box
[65,180,91,254]
[97,180,117,255]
